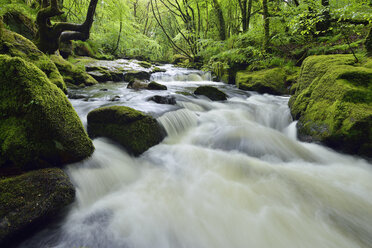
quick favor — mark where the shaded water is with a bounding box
[20,63,372,248]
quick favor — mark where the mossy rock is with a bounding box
[0,28,66,93]
[0,55,94,174]
[87,106,165,156]
[148,81,167,90]
[236,68,288,95]
[137,61,152,69]
[194,86,227,101]
[124,70,151,82]
[2,10,37,40]
[50,55,98,87]
[85,65,124,82]
[151,67,166,73]
[0,168,75,246]
[289,54,372,157]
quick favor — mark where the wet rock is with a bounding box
[0,168,75,246]
[151,67,166,73]
[109,96,121,102]
[85,65,124,82]
[127,79,148,90]
[100,88,108,91]
[137,61,152,69]
[148,81,167,90]
[68,93,87,99]
[194,86,227,101]
[148,95,176,105]
[124,70,151,82]
[0,55,94,173]
[87,106,164,155]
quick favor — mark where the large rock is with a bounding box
[0,28,66,93]
[86,65,124,82]
[236,68,288,95]
[194,86,227,101]
[0,168,75,246]
[50,55,98,87]
[0,55,94,174]
[148,81,167,90]
[2,11,37,40]
[87,106,164,155]
[124,70,151,82]
[289,54,372,157]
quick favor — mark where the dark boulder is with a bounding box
[148,95,176,105]
[0,168,75,246]
[194,86,227,101]
[87,106,165,156]
[148,81,167,90]
[124,70,151,82]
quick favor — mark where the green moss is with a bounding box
[289,54,372,157]
[152,67,166,73]
[50,55,98,87]
[87,106,164,156]
[0,55,94,172]
[0,168,74,242]
[194,86,227,101]
[2,10,37,40]
[236,68,287,95]
[0,29,66,93]
[137,61,152,69]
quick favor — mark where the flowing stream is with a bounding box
[20,63,372,248]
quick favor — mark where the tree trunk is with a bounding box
[262,0,270,50]
[212,0,226,40]
[35,0,98,54]
[246,0,253,31]
[365,27,372,57]
[316,0,331,35]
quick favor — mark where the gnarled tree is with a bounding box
[35,0,98,54]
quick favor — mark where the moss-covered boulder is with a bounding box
[289,54,372,157]
[194,86,227,101]
[50,55,98,88]
[137,61,152,69]
[0,55,94,174]
[236,68,288,95]
[87,106,164,156]
[148,81,167,90]
[85,65,124,82]
[2,11,37,40]
[0,168,75,246]
[124,70,151,82]
[151,67,166,73]
[0,28,66,92]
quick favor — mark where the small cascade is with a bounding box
[151,69,212,82]
[157,109,198,137]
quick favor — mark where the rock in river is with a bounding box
[87,106,165,156]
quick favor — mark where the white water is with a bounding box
[20,65,372,248]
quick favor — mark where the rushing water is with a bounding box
[20,63,372,248]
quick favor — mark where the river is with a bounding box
[19,64,372,248]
